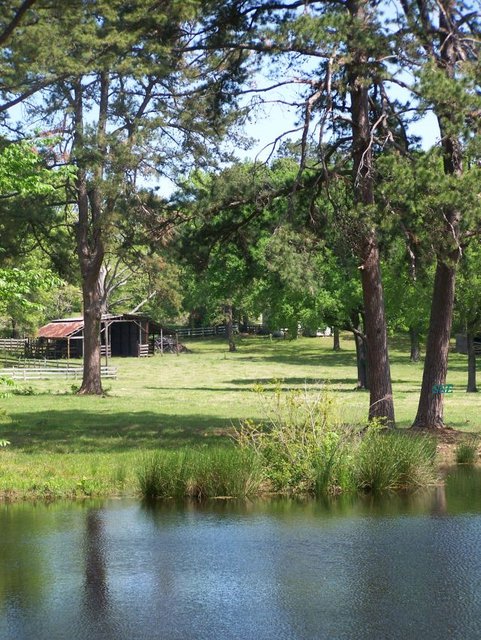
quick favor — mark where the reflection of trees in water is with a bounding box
[84,509,108,612]
[83,508,114,638]
[431,484,447,516]
[268,484,481,639]
[0,504,48,612]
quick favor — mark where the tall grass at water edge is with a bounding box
[138,386,438,500]
[455,438,479,465]
[353,427,438,492]
[137,447,264,500]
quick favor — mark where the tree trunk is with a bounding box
[359,239,393,421]
[10,319,19,339]
[466,332,478,393]
[411,2,462,429]
[353,330,368,390]
[333,326,340,351]
[79,270,103,395]
[409,327,420,362]
[73,77,107,395]
[412,263,456,428]
[347,0,394,424]
[225,303,236,352]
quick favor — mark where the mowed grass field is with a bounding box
[0,334,479,498]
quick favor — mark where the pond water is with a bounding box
[1,468,481,640]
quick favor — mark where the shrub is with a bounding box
[353,426,437,492]
[235,385,354,495]
[455,439,479,465]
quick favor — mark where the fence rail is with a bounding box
[0,366,117,380]
[138,343,152,357]
[0,338,27,356]
[173,325,228,338]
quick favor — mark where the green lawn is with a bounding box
[0,334,478,498]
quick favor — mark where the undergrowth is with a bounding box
[455,438,479,465]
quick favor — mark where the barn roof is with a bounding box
[37,320,84,338]
[37,314,162,338]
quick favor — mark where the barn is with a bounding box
[32,314,161,359]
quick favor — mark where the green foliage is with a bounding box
[0,375,14,398]
[353,426,437,492]
[454,243,481,335]
[0,255,64,335]
[235,385,353,494]
[0,140,75,198]
[455,439,479,465]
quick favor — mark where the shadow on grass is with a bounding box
[228,377,362,389]
[5,410,234,454]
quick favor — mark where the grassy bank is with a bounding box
[0,334,479,499]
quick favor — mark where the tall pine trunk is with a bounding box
[73,76,107,395]
[76,175,104,395]
[466,332,478,393]
[225,303,236,352]
[353,329,368,390]
[412,2,461,429]
[412,263,456,428]
[347,0,394,424]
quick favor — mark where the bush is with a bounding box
[455,439,478,465]
[353,426,437,492]
[235,386,354,495]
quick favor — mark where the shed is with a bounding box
[33,314,161,359]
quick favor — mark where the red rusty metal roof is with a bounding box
[37,320,84,339]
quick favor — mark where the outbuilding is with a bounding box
[32,313,161,359]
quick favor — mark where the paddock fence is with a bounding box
[0,365,117,380]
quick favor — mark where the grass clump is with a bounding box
[455,438,479,465]
[137,448,263,500]
[353,424,437,492]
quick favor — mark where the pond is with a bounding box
[1,467,481,640]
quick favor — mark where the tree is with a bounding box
[0,139,72,332]
[454,243,481,393]
[176,162,281,350]
[201,0,403,422]
[6,1,250,393]
[398,0,481,428]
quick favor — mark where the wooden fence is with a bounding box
[0,338,27,357]
[173,325,228,338]
[138,343,153,357]
[0,365,117,380]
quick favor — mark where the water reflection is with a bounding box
[0,470,480,639]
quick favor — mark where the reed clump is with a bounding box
[137,447,263,500]
[235,385,354,495]
[353,424,437,492]
[235,386,437,496]
[455,438,479,465]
